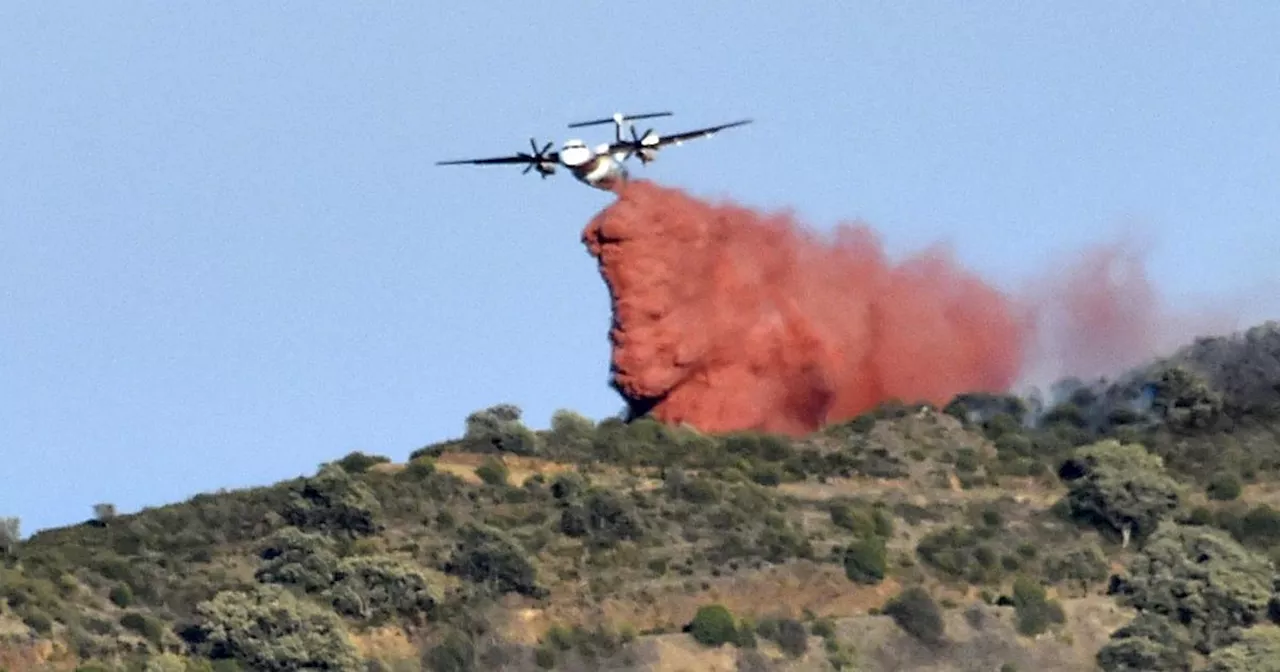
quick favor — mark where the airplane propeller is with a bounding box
[626,126,660,163]
[519,138,556,177]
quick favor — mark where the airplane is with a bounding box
[435,111,753,191]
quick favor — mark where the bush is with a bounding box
[1010,576,1065,636]
[1109,523,1272,654]
[773,618,808,657]
[326,554,440,626]
[283,464,383,538]
[403,455,436,480]
[1061,440,1185,545]
[191,584,361,671]
[463,404,540,456]
[843,537,887,585]
[689,604,738,647]
[333,451,390,474]
[254,526,339,593]
[474,457,510,487]
[109,583,133,607]
[883,586,945,646]
[443,523,544,597]
[1096,612,1193,672]
[1207,473,1243,501]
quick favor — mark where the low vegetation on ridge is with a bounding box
[2,322,1280,671]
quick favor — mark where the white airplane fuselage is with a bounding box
[560,139,631,191]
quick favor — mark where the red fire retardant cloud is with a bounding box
[581,179,1032,436]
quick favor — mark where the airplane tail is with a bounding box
[569,111,673,144]
[567,111,673,129]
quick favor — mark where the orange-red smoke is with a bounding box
[1021,239,1243,388]
[582,180,1031,436]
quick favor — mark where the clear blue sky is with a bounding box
[3,4,1278,536]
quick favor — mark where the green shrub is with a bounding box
[475,457,509,487]
[326,554,440,626]
[333,451,390,474]
[1060,440,1186,545]
[463,404,540,456]
[191,584,361,671]
[843,537,887,585]
[443,523,544,597]
[1207,473,1243,501]
[1096,613,1193,672]
[1010,576,1065,636]
[402,456,436,479]
[689,604,738,647]
[254,526,339,593]
[282,464,383,538]
[883,586,945,646]
[109,583,133,607]
[1109,523,1272,654]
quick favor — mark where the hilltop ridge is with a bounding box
[2,322,1280,671]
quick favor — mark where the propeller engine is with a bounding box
[519,138,557,178]
[624,125,662,164]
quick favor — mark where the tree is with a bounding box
[1060,440,1185,546]
[1096,612,1193,672]
[283,464,383,538]
[191,584,362,671]
[326,555,440,626]
[444,523,545,597]
[1205,625,1280,671]
[1109,522,1273,654]
[882,586,945,647]
[463,403,540,456]
[688,604,738,647]
[254,526,340,593]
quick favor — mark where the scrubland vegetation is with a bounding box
[3,322,1280,671]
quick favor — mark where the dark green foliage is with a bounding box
[689,604,738,647]
[333,451,390,475]
[1208,472,1244,501]
[883,586,945,646]
[444,523,544,597]
[108,583,133,607]
[403,455,436,480]
[283,464,384,539]
[944,393,1029,427]
[474,457,509,487]
[1205,625,1280,671]
[843,536,887,585]
[1060,440,1185,545]
[119,610,165,645]
[916,525,1006,585]
[463,403,540,456]
[1222,504,1280,550]
[559,488,643,549]
[254,526,339,593]
[191,584,362,671]
[1009,576,1065,637]
[326,555,439,626]
[1042,544,1109,587]
[1109,522,1273,654]
[1096,612,1193,672]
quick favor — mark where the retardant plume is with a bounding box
[1018,239,1246,390]
[581,179,1031,436]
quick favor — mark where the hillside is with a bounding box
[3,322,1280,672]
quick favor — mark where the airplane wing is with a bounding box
[607,119,752,154]
[437,138,560,168]
[435,153,558,166]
